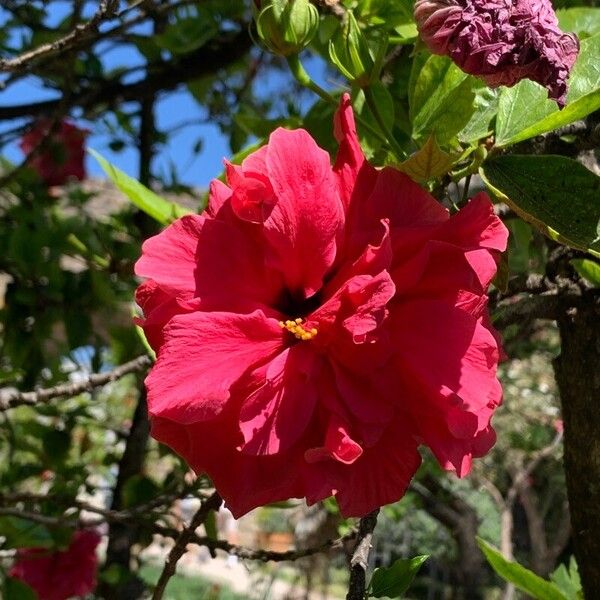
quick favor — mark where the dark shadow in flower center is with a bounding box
[276,288,322,320]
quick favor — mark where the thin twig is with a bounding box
[0,355,152,411]
[313,0,346,18]
[152,491,223,600]
[0,0,119,74]
[506,431,563,506]
[346,509,379,600]
[0,497,356,563]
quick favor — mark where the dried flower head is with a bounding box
[414,0,579,106]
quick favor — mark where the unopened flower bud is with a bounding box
[256,0,319,57]
[329,11,378,88]
[414,0,580,107]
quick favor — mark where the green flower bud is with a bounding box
[328,11,386,88]
[256,0,319,57]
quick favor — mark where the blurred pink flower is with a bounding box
[414,0,579,106]
[10,530,100,600]
[20,119,88,186]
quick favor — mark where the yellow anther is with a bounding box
[280,317,318,341]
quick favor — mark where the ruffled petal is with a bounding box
[305,414,363,465]
[207,178,232,217]
[333,418,422,517]
[264,127,345,296]
[135,280,201,350]
[392,299,501,475]
[225,161,276,223]
[152,413,337,518]
[135,214,205,298]
[146,310,284,424]
[368,167,449,230]
[333,93,376,212]
[437,193,508,253]
[239,345,320,455]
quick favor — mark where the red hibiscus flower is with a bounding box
[20,119,88,187]
[135,95,508,518]
[10,529,100,600]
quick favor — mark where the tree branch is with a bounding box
[0,29,252,121]
[0,0,119,74]
[346,509,379,600]
[0,355,151,411]
[152,491,223,600]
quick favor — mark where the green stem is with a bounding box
[451,145,487,182]
[459,173,472,207]
[363,85,407,160]
[286,54,392,151]
[286,54,338,105]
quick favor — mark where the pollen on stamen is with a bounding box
[279,317,318,341]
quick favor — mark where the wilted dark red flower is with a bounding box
[135,95,508,518]
[414,0,579,106]
[10,530,100,600]
[20,119,88,186]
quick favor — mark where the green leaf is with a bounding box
[42,428,71,466]
[155,14,218,55]
[495,34,600,146]
[477,538,567,600]
[121,475,160,509]
[480,155,600,256]
[459,86,499,143]
[0,516,54,549]
[4,578,38,600]
[571,258,600,286]
[550,559,583,600]
[409,54,477,144]
[89,149,192,225]
[397,135,456,182]
[557,8,600,38]
[368,555,429,598]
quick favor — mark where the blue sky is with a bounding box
[0,4,332,188]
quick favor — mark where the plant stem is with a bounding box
[286,54,392,151]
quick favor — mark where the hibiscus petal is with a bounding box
[333,418,422,517]
[225,161,276,223]
[395,299,500,413]
[342,271,396,342]
[439,193,508,253]
[135,214,204,297]
[305,414,363,465]
[393,299,501,474]
[207,178,232,217]
[264,127,345,296]
[333,93,375,211]
[152,414,337,518]
[239,345,320,456]
[368,167,449,229]
[393,239,498,302]
[135,280,201,350]
[146,310,284,424]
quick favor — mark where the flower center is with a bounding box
[279,318,318,341]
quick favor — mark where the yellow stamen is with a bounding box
[280,317,318,341]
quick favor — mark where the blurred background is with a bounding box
[0,1,597,599]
